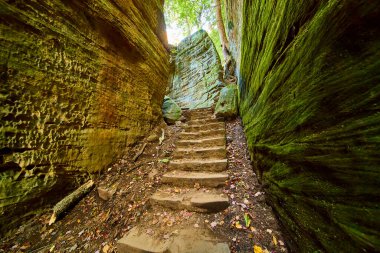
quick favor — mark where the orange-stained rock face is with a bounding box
[0,0,170,234]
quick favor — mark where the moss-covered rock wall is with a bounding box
[0,0,170,234]
[168,30,223,109]
[227,0,380,251]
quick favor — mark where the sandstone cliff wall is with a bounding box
[0,0,169,234]
[169,30,223,109]
[226,0,380,251]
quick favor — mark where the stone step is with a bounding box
[150,188,229,212]
[180,130,225,140]
[188,114,217,121]
[173,146,226,159]
[168,228,230,253]
[169,159,227,172]
[188,109,213,115]
[162,171,228,187]
[117,227,230,253]
[176,137,226,148]
[117,227,171,253]
[186,118,223,125]
[183,122,225,131]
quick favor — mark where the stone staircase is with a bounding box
[117,108,230,253]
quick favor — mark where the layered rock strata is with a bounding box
[168,30,223,109]
[0,0,170,234]
[226,0,380,251]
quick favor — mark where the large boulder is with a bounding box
[215,85,238,118]
[168,30,223,109]
[162,96,182,124]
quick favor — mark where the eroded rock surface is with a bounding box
[0,0,169,234]
[162,96,182,124]
[168,30,223,109]
[226,0,380,251]
[215,85,238,118]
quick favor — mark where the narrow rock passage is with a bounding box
[117,108,231,252]
[0,109,287,253]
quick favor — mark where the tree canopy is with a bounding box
[164,0,224,61]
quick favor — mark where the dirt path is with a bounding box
[0,111,287,253]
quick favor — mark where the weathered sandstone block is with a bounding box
[168,30,223,109]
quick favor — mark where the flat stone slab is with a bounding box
[97,187,116,201]
[117,227,172,253]
[183,122,225,131]
[190,194,230,212]
[118,227,230,253]
[187,118,224,125]
[149,193,184,209]
[150,188,229,213]
[176,137,226,148]
[162,171,228,187]
[173,146,226,159]
[189,114,218,120]
[169,228,230,253]
[180,129,225,139]
[169,159,227,172]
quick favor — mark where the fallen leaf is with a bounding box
[273,235,278,246]
[20,243,30,250]
[159,158,170,163]
[69,244,78,252]
[159,129,165,145]
[102,244,110,253]
[194,223,199,228]
[210,221,218,228]
[235,221,243,229]
[253,245,263,253]
[266,229,272,234]
[244,213,251,227]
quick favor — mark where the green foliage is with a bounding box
[164,0,225,61]
[209,29,224,62]
[165,0,215,36]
